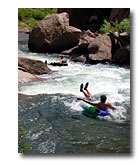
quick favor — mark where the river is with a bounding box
[18,33,130,154]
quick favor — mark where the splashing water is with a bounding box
[19,52,130,121]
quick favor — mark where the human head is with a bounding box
[100,95,107,103]
[61,56,64,59]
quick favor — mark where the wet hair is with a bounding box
[100,95,107,103]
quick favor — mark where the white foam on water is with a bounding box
[38,140,56,154]
[29,130,44,140]
[64,100,83,112]
[18,52,130,121]
[101,107,128,122]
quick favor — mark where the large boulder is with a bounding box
[78,30,98,48]
[70,34,112,64]
[18,56,52,75]
[67,30,97,55]
[113,45,130,65]
[70,33,112,64]
[87,34,112,63]
[61,46,78,55]
[28,12,81,53]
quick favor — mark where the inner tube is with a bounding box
[96,108,110,116]
[49,62,68,66]
[80,104,110,116]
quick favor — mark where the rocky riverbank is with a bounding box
[18,56,52,88]
[28,9,130,65]
[18,8,130,87]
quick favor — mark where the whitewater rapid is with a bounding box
[18,52,130,105]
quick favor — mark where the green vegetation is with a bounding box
[100,18,130,38]
[18,8,58,30]
[99,19,113,34]
[120,18,130,37]
[18,126,32,153]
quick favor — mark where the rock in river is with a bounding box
[70,34,112,64]
[18,56,52,75]
[28,12,81,53]
[88,34,112,63]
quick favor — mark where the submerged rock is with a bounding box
[28,12,81,53]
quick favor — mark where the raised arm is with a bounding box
[77,97,98,106]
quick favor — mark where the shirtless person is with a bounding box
[77,82,121,111]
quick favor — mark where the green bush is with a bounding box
[44,8,58,15]
[112,20,122,34]
[18,8,25,21]
[100,18,130,38]
[99,19,113,34]
[18,8,58,29]
[32,9,44,20]
[18,8,33,21]
[120,18,130,37]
